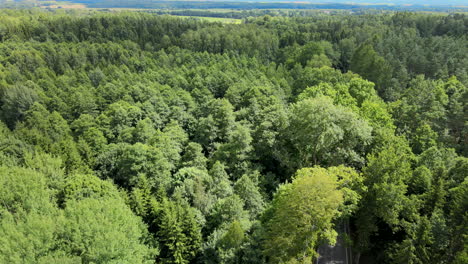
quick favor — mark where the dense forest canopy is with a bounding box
[0,7,466,264]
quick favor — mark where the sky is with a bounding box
[9,0,468,6]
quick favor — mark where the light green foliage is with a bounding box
[283,41,333,68]
[60,174,121,202]
[347,78,378,106]
[220,220,245,249]
[0,166,60,264]
[298,82,357,109]
[133,118,157,144]
[359,99,395,130]
[0,210,63,264]
[61,198,153,264]
[0,166,154,264]
[327,165,365,217]
[0,166,54,215]
[293,66,351,96]
[23,151,67,192]
[262,167,344,263]
[297,76,393,131]
[76,127,108,167]
[409,166,432,195]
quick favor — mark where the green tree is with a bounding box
[95,142,171,189]
[355,137,415,261]
[212,123,253,178]
[208,161,233,200]
[60,197,153,264]
[350,43,392,99]
[234,173,265,219]
[443,77,467,153]
[98,100,143,142]
[180,142,207,169]
[15,102,84,172]
[447,178,468,263]
[150,121,188,172]
[207,194,249,235]
[156,196,202,264]
[0,166,154,264]
[0,82,39,128]
[389,216,433,264]
[392,76,448,151]
[283,96,372,171]
[262,167,344,263]
[195,98,236,152]
[173,166,213,215]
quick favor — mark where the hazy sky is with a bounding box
[12,0,468,6]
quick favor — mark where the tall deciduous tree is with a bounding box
[262,167,344,263]
[284,96,372,171]
[354,136,415,261]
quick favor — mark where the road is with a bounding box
[316,221,350,264]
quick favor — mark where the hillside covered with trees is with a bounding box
[0,9,466,264]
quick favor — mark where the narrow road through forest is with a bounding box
[316,221,350,264]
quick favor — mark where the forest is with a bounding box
[0,8,466,264]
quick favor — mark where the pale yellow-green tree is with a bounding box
[262,167,346,263]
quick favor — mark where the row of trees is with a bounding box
[0,9,466,263]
